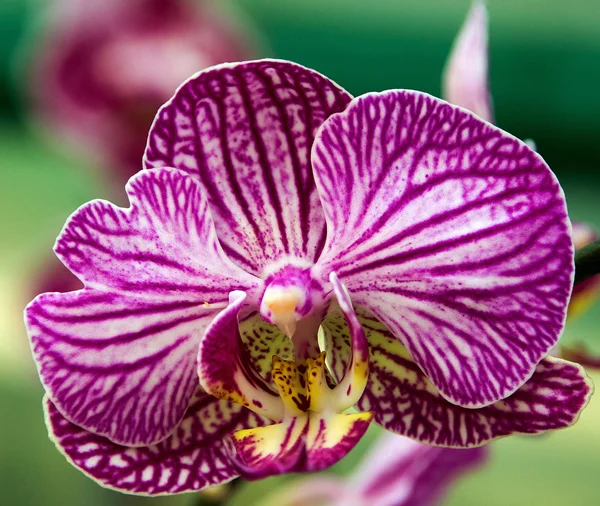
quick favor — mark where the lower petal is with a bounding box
[27,289,215,446]
[306,412,373,471]
[228,417,307,480]
[45,388,267,495]
[359,316,593,446]
[354,433,487,506]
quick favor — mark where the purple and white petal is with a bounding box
[28,288,217,446]
[26,168,258,446]
[442,1,494,122]
[145,60,352,276]
[313,90,573,408]
[45,388,266,495]
[353,314,592,447]
[304,412,373,472]
[353,433,487,506]
[54,167,257,296]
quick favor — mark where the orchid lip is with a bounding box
[199,271,372,477]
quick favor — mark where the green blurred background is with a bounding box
[1,0,599,505]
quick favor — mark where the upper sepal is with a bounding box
[144,59,352,276]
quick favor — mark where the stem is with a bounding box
[574,239,600,284]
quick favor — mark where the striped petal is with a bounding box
[313,90,573,408]
[228,418,306,479]
[45,388,266,495]
[347,314,593,447]
[26,168,258,446]
[443,1,494,122]
[352,433,487,506]
[27,289,214,446]
[144,60,352,276]
[54,167,257,296]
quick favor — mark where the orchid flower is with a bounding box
[444,1,600,367]
[26,59,593,494]
[259,433,486,506]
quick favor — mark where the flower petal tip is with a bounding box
[443,0,494,122]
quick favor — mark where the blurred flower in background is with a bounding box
[442,1,493,123]
[27,0,259,180]
[257,433,487,506]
